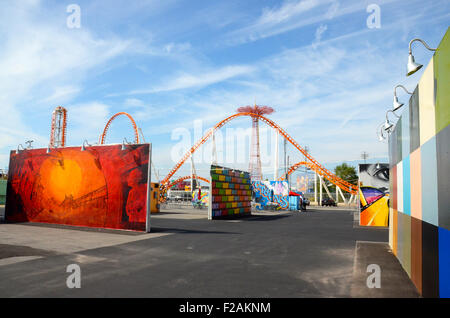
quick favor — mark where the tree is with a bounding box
[335,163,358,184]
[327,163,358,192]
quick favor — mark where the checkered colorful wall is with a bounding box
[388,28,450,298]
[208,165,252,219]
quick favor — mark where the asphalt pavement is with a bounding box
[0,206,419,297]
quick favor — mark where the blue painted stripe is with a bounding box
[403,156,411,216]
[439,227,450,298]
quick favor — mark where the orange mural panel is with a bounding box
[5,144,150,231]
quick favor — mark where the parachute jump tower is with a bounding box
[236,105,275,181]
[49,106,67,148]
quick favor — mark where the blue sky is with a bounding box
[0,0,449,181]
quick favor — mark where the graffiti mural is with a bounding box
[252,181,289,210]
[192,189,209,207]
[358,163,389,226]
[5,144,150,231]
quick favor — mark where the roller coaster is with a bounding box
[167,175,210,190]
[167,161,327,192]
[277,161,315,181]
[98,111,358,202]
[99,112,140,145]
[158,112,358,199]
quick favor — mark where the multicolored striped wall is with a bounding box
[388,28,450,298]
[208,165,252,219]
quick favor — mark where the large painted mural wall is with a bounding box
[208,165,252,219]
[388,28,449,298]
[359,163,390,226]
[252,181,289,210]
[5,144,151,231]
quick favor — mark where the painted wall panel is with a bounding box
[392,165,397,211]
[397,161,403,213]
[402,105,411,159]
[436,124,450,231]
[5,145,151,231]
[389,126,398,166]
[209,165,252,219]
[396,118,403,165]
[411,216,423,294]
[410,148,422,220]
[397,211,404,265]
[439,227,450,298]
[409,88,421,153]
[434,28,450,134]
[393,208,398,255]
[422,221,440,298]
[389,208,393,248]
[359,164,390,226]
[418,58,436,145]
[253,180,289,210]
[421,136,439,226]
[402,213,412,277]
[402,156,411,216]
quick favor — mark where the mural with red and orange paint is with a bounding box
[5,144,150,231]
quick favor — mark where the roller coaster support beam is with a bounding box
[314,171,318,204]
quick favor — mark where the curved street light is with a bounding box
[377,123,387,141]
[407,38,437,76]
[383,110,398,132]
[393,84,413,111]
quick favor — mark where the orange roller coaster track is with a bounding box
[160,112,358,197]
[277,161,314,181]
[99,112,140,145]
[168,175,210,189]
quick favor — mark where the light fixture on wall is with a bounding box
[121,138,130,151]
[377,123,387,141]
[393,84,413,111]
[81,140,91,151]
[384,110,398,132]
[16,144,25,153]
[407,38,437,76]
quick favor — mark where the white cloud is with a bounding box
[258,0,321,25]
[325,0,340,19]
[40,85,81,104]
[124,98,146,108]
[128,65,254,94]
[0,1,132,167]
[222,0,400,46]
[66,102,111,146]
[312,24,328,48]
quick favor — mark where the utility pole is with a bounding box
[284,138,287,181]
[273,132,279,180]
[304,145,309,194]
[361,151,369,164]
[287,155,290,191]
[314,171,317,204]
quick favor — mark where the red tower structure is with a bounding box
[49,106,67,148]
[236,105,275,181]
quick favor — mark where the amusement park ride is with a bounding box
[47,104,359,204]
[49,106,67,148]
